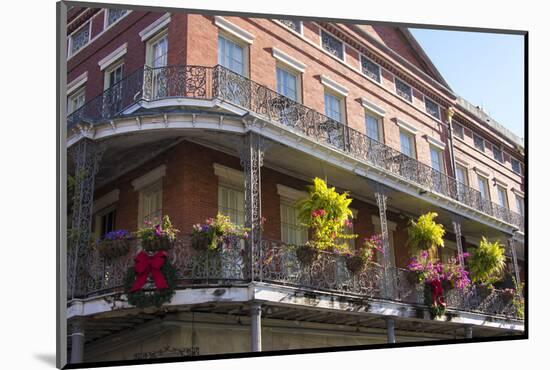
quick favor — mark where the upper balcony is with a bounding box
[66,64,524,233]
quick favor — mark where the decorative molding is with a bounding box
[511,187,524,197]
[213,163,244,187]
[493,177,508,188]
[98,43,128,71]
[67,72,88,95]
[319,75,349,96]
[360,98,385,117]
[276,184,307,201]
[93,189,119,212]
[271,48,306,73]
[455,157,469,168]
[131,165,166,191]
[214,16,255,44]
[371,215,397,231]
[473,166,490,178]
[395,118,418,135]
[139,13,171,41]
[425,135,446,150]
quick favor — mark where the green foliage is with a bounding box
[124,259,177,308]
[136,215,179,245]
[407,212,445,257]
[296,178,356,252]
[191,213,250,251]
[512,277,525,319]
[469,237,506,285]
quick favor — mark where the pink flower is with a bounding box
[344,219,353,229]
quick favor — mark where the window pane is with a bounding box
[430,147,442,172]
[277,19,301,33]
[493,146,503,163]
[453,121,464,139]
[107,8,127,26]
[324,92,342,122]
[511,158,521,174]
[321,31,343,60]
[400,131,414,157]
[425,98,440,119]
[152,36,168,67]
[361,56,380,82]
[515,195,524,216]
[395,79,412,102]
[276,67,298,101]
[474,134,485,151]
[478,176,489,200]
[497,186,508,208]
[456,166,468,185]
[280,203,307,245]
[70,24,90,55]
[218,185,245,225]
[218,36,244,75]
[365,114,379,141]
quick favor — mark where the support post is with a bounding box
[250,302,262,352]
[386,317,396,344]
[452,218,465,267]
[240,131,266,282]
[508,237,521,285]
[464,325,473,339]
[69,319,85,364]
[68,139,103,298]
[375,191,394,299]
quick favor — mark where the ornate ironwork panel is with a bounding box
[277,19,301,33]
[68,139,103,298]
[360,56,381,83]
[375,192,396,299]
[321,30,343,59]
[452,220,465,267]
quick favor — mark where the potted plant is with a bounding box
[96,229,132,258]
[191,213,249,252]
[468,237,506,298]
[344,234,383,274]
[407,212,445,260]
[136,215,179,252]
[295,178,357,265]
[294,244,319,266]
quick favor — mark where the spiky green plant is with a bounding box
[296,177,356,251]
[469,237,506,285]
[407,212,445,258]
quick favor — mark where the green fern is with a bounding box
[469,237,506,285]
[407,212,445,257]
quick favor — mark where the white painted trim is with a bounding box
[395,118,418,135]
[473,167,490,178]
[214,16,255,44]
[213,163,244,186]
[93,189,120,212]
[361,98,385,117]
[139,13,171,41]
[371,215,397,231]
[455,157,469,168]
[131,164,166,191]
[425,135,446,150]
[493,177,508,188]
[511,187,524,197]
[67,72,88,95]
[276,184,307,201]
[320,75,349,97]
[98,43,128,71]
[271,47,306,73]
[272,19,304,37]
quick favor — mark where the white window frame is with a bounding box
[323,89,346,124]
[424,97,441,120]
[218,32,249,77]
[452,121,464,140]
[360,55,381,83]
[137,180,163,227]
[430,145,445,173]
[94,205,117,240]
[68,21,92,57]
[493,145,504,163]
[365,112,383,142]
[477,174,491,201]
[394,78,413,103]
[473,133,485,152]
[145,29,168,67]
[319,29,345,61]
[214,16,255,44]
[104,8,129,28]
[273,19,303,36]
[276,64,302,103]
[103,59,124,91]
[139,13,171,42]
[214,164,245,226]
[496,184,509,209]
[132,165,166,226]
[67,86,86,114]
[455,163,469,186]
[515,194,524,216]
[399,129,416,159]
[511,158,522,175]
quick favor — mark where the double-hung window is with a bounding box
[360,56,381,83]
[515,195,524,216]
[455,164,469,202]
[511,158,522,175]
[276,66,299,102]
[146,31,169,99]
[218,35,246,76]
[496,185,509,209]
[68,22,90,56]
[106,8,127,27]
[395,78,412,102]
[477,175,490,201]
[321,30,343,60]
[365,113,381,142]
[324,91,343,122]
[400,130,416,158]
[425,97,441,120]
[139,181,163,226]
[430,146,445,192]
[218,185,245,226]
[104,61,124,115]
[473,134,485,152]
[453,122,464,140]
[68,87,85,114]
[493,146,504,163]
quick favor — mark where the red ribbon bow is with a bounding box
[129,251,169,292]
[430,279,447,308]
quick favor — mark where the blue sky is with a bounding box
[410,28,525,139]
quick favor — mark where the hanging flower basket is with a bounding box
[345,255,366,274]
[191,214,250,252]
[502,289,515,304]
[136,216,179,252]
[96,230,132,259]
[142,234,174,252]
[295,244,319,266]
[477,283,495,300]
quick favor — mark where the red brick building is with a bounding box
[65,6,525,364]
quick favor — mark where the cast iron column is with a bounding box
[386,317,396,343]
[68,138,103,298]
[452,218,465,267]
[69,319,85,363]
[250,302,262,352]
[240,131,265,282]
[508,236,521,285]
[375,191,394,299]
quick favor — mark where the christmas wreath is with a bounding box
[124,250,178,308]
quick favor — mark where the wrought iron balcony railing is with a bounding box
[66,65,524,231]
[69,238,521,320]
